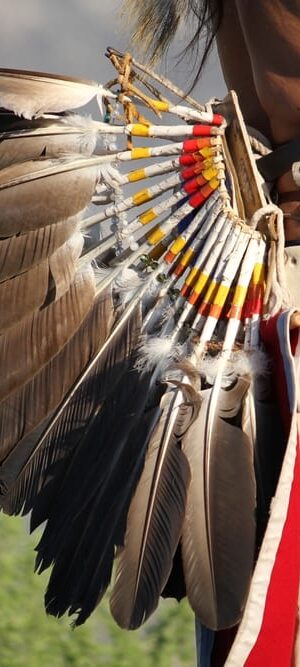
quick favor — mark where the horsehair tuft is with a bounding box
[122,0,223,86]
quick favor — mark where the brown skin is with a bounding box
[217,0,300,241]
[290,310,300,329]
[217,1,271,137]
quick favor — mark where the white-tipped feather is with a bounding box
[0,69,116,119]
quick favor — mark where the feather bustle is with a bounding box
[0,56,267,638]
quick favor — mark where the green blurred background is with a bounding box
[0,515,196,667]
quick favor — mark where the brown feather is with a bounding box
[0,288,114,467]
[0,68,101,118]
[181,377,256,630]
[0,260,49,333]
[0,233,83,333]
[0,267,95,402]
[0,288,115,496]
[47,232,84,301]
[0,232,83,332]
[0,157,101,237]
[30,302,147,623]
[0,217,78,282]
[110,381,200,630]
[0,121,98,168]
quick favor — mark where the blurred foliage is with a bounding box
[0,514,195,667]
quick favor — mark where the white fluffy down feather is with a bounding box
[135,336,183,374]
[199,349,270,384]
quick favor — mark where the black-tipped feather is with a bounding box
[41,364,158,626]
[110,382,200,630]
[28,297,143,535]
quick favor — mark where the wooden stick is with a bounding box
[106,47,205,111]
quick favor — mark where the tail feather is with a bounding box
[110,382,200,629]
[182,377,256,630]
[0,288,115,516]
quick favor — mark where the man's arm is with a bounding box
[236,0,300,144]
[216,0,271,137]
[217,0,300,240]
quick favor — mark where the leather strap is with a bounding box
[257,138,300,181]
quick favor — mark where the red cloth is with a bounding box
[225,310,300,666]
